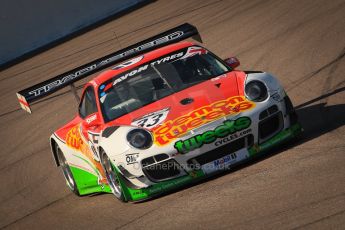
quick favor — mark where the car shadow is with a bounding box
[294,86,345,143]
[229,101,345,170]
[133,87,345,203]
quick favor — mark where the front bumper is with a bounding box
[118,122,302,202]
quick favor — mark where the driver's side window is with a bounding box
[79,86,97,118]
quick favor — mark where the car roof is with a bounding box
[92,41,195,85]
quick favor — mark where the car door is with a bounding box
[78,86,107,184]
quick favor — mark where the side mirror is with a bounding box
[224,57,240,69]
[82,113,102,128]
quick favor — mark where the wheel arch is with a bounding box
[50,137,60,167]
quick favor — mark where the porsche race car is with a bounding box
[17,23,302,202]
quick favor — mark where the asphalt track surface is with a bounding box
[1,0,345,229]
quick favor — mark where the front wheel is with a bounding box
[56,145,80,196]
[100,151,126,202]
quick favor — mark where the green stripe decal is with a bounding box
[72,154,100,177]
[114,166,205,201]
[248,123,302,156]
[70,166,111,195]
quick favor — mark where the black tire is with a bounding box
[56,145,80,196]
[100,150,126,202]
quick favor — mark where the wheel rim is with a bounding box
[101,153,122,198]
[57,146,75,190]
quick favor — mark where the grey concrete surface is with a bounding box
[0,0,147,66]
[0,0,344,229]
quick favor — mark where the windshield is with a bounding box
[99,46,231,122]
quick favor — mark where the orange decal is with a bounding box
[66,125,106,181]
[152,96,255,145]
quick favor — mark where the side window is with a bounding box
[79,86,98,118]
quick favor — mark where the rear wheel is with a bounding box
[100,151,126,202]
[56,145,80,196]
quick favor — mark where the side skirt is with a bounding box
[70,166,112,195]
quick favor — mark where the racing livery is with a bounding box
[17,24,302,202]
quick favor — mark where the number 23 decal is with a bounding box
[131,108,170,129]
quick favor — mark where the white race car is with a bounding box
[17,23,302,202]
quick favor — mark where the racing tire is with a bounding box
[100,150,126,202]
[56,145,80,196]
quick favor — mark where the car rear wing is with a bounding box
[16,23,202,113]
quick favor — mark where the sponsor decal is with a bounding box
[88,131,100,161]
[180,46,207,59]
[131,108,170,129]
[29,64,97,97]
[214,128,251,147]
[174,117,251,154]
[88,131,99,144]
[112,56,144,70]
[201,148,248,174]
[152,96,255,145]
[112,52,184,86]
[85,114,97,124]
[66,126,88,151]
[147,175,191,194]
[150,52,184,66]
[101,31,184,67]
[66,125,106,182]
[125,153,139,165]
[213,153,237,167]
[113,64,149,86]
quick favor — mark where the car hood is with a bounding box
[108,71,255,145]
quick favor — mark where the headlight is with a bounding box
[127,129,153,149]
[245,80,268,102]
